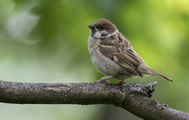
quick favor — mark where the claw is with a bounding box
[116,80,125,85]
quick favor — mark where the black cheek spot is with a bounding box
[101,33,108,37]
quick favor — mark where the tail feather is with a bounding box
[147,68,173,82]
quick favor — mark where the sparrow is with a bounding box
[88,18,173,84]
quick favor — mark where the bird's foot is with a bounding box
[116,80,125,85]
[95,76,113,84]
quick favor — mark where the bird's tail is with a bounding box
[147,68,173,82]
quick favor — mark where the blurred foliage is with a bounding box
[0,0,189,120]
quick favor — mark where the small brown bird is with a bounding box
[88,18,173,84]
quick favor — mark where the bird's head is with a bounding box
[88,18,118,38]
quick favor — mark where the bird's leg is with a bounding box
[95,76,113,83]
[116,80,125,85]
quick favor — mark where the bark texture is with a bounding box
[0,80,188,120]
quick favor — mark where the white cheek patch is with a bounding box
[93,31,101,38]
[91,29,118,39]
[93,30,109,38]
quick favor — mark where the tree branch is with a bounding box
[0,80,188,120]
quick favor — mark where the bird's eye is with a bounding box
[99,26,104,30]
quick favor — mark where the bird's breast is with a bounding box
[88,37,120,76]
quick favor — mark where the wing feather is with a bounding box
[99,33,142,77]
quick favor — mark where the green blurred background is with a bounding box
[0,0,189,120]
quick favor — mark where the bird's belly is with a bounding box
[90,48,121,76]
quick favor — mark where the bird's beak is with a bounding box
[88,24,95,29]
